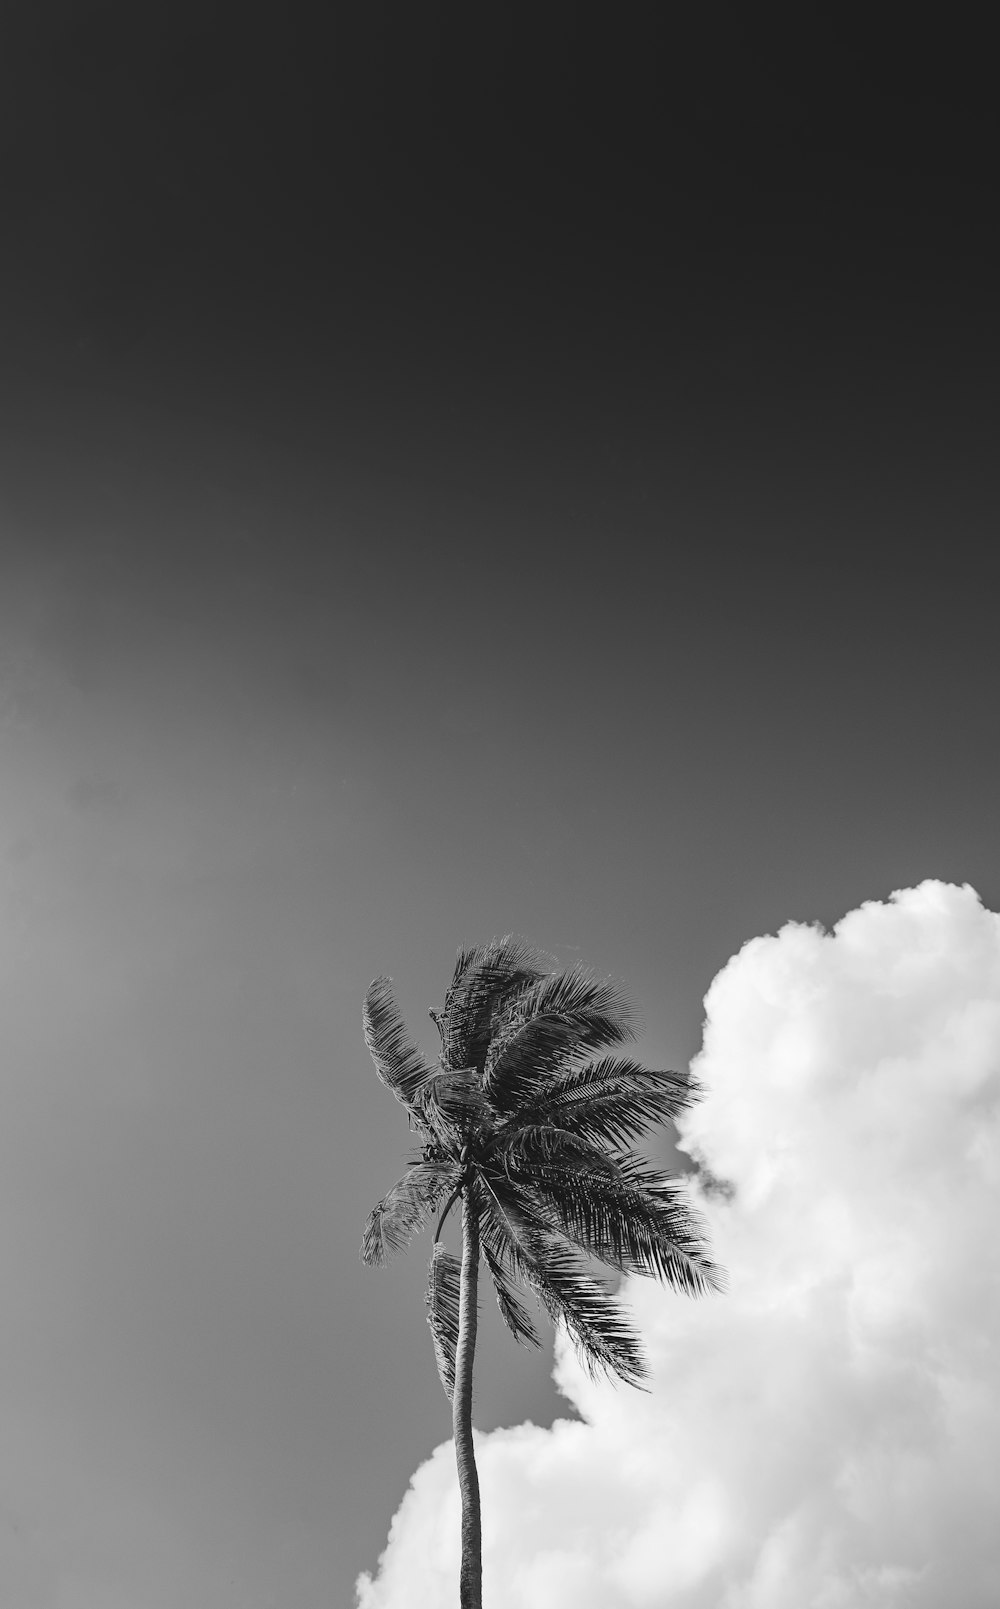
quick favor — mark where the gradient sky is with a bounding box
[1,7,997,1605]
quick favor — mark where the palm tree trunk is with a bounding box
[453,1187,482,1609]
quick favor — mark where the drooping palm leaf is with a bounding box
[528,1235,648,1388]
[426,1242,463,1398]
[477,1169,647,1386]
[363,976,439,1115]
[360,1160,460,1267]
[482,1239,541,1347]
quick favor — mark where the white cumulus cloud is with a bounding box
[357,882,1000,1607]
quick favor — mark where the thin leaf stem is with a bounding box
[433,1180,464,1244]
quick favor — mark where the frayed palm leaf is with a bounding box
[360,1160,460,1267]
[426,1243,463,1398]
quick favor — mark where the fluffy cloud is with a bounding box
[357,883,1000,1607]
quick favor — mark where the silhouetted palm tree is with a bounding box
[360,938,721,1609]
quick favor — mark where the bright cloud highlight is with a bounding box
[357,882,1000,1607]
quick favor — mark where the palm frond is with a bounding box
[477,1170,647,1387]
[505,1057,699,1148]
[615,1156,726,1295]
[511,1154,722,1297]
[439,938,552,1072]
[360,1160,460,1267]
[426,1242,463,1399]
[530,1234,649,1388]
[483,966,637,1111]
[363,977,438,1116]
[482,1240,541,1347]
[448,937,551,1000]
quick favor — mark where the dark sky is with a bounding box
[1,7,997,1605]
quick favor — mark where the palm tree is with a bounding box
[360,938,721,1609]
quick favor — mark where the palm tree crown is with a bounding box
[360,937,721,1393]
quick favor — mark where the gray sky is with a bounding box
[1,7,998,1604]
[3,391,997,1605]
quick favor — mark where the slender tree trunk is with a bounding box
[453,1187,482,1609]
